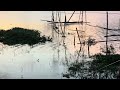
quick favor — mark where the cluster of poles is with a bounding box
[42,11,120,57]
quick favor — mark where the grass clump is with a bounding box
[63,45,120,79]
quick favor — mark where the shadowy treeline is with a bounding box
[0,27,52,46]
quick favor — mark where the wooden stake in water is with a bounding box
[106,11,109,55]
[52,11,54,39]
[81,11,84,25]
[63,15,66,37]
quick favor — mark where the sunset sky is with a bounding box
[0,11,120,30]
[0,11,51,30]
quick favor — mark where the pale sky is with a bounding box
[0,11,120,30]
[0,11,51,30]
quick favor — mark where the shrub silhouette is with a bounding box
[0,27,52,46]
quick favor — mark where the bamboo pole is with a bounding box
[106,11,109,55]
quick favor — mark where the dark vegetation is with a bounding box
[0,27,52,46]
[63,45,120,79]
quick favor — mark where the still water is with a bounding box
[0,11,120,79]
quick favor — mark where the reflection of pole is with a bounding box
[76,28,82,53]
[76,47,81,61]
[52,28,54,39]
[65,45,67,61]
[58,46,60,61]
[76,28,81,44]
[74,34,75,47]
[62,36,67,62]
[64,43,67,64]
[88,37,90,57]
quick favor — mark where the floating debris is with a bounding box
[37,59,39,62]
[21,75,23,79]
